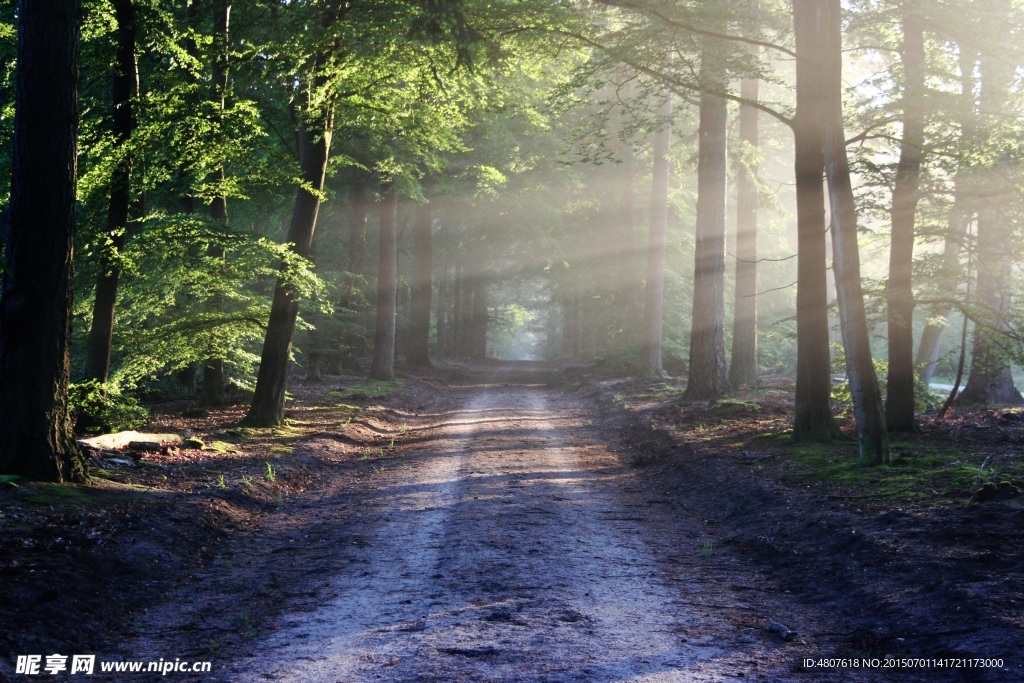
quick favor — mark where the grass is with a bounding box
[19,483,91,506]
[775,441,1023,502]
[205,441,242,454]
[330,378,402,400]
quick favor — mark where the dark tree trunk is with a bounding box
[452,263,464,358]
[407,201,433,366]
[885,0,925,432]
[369,184,399,380]
[684,47,730,401]
[203,0,231,407]
[791,0,843,442]
[0,0,86,481]
[729,68,760,393]
[959,0,1022,406]
[820,0,890,464]
[435,223,449,360]
[245,100,333,426]
[84,0,135,383]
[641,92,672,378]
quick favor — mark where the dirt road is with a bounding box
[114,368,873,682]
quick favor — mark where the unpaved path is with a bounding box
[114,369,867,681]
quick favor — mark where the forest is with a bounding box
[1,0,1024,681]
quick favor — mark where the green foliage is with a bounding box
[68,380,149,435]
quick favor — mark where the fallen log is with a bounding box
[78,431,183,451]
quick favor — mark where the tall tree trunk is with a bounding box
[791,0,843,442]
[684,45,730,400]
[369,184,399,380]
[916,48,977,388]
[729,62,760,392]
[84,0,135,383]
[0,0,85,481]
[641,92,672,378]
[407,201,433,366]
[469,275,488,358]
[435,223,449,361]
[820,0,890,464]
[203,0,231,406]
[616,141,642,349]
[884,0,925,432]
[959,0,1022,406]
[245,97,333,426]
[452,262,464,358]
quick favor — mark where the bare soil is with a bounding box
[0,361,1021,681]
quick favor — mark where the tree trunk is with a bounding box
[959,0,1022,406]
[791,0,843,442]
[84,0,135,383]
[641,92,672,378]
[820,0,890,464]
[469,275,488,358]
[916,48,978,388]
[435,223,449,361]
[885,0,925,432]
[729,63,760,393]
[369,184,399,380]
[203,0,230,407]
[616,140,642,349]
[0,0,86,481]
[684,45,730,401]
[245,97,333,426]
[407,201,433,366]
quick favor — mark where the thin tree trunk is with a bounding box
[885,0,925,432]
[684,44,730,401]
[84,0,135,383]
[791,0,843,442]
[470,276,488,358]
[369,184,399,380]
[617,141,642,349]
[407,201,433,366]
[729,63,760,393]
[916,48,977,388]
[820,0,889,464]
[245,97,333,426]
[0,0,86,481]
[435,223,449,361]
[641,92,672,378]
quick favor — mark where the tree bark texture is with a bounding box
[0,0,86,481]
[407,202,433,366]
[791,0,843,442]
[245,100,332,426]
[729,70,760,393]
[84,0,136,383]
[641,93,672,378]
[369,185,399,380]
[885,0,925,432]
[820,0,890,464]
[684,49,730,401]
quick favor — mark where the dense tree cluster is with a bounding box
[3,0,1024,479]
